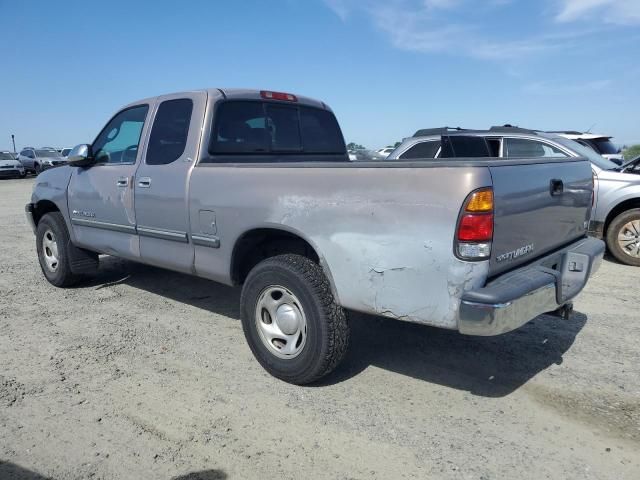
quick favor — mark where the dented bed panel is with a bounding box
[189,165,492,329]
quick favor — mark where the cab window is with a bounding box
[146,99,193,165]
[92,105,149,164]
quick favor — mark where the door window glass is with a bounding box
[92,105,149,164]
[504,138,569,158]
[399,141,440,160]
[146,99,193,165]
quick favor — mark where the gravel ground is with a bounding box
[1,177,638,480]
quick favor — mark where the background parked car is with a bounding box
[60,147,72,158]
[376,147,396,158]
[620,155,640,174]
[0,151,26,178]
[552,131,624,165]
[348,149,387,161]
[18,147,67,174]
[388,126,640,266]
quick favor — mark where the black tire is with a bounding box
[36,212,82,287]
[240,254,349,385]
[34,163,41,175]
[19,171,27,178]
[606,208,640,267]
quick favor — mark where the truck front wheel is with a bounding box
[36,212,83,287]
[240,254,349,384]
[606,208,640,267]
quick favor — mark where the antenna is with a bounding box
[586,123,596,133]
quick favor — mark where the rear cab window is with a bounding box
[206,101,346,162]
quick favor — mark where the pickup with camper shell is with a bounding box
[26,89,604,384]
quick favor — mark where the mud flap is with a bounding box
[66,239,99,275]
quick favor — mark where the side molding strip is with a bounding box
[71,217,136,234]
[137,226,189,243]
[192,234,221,248]
[72,219,206,247]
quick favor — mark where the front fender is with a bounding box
[30,166,75,239]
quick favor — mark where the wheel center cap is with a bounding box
[275,304,300,335]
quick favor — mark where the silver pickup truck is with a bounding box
[26,88,605,384]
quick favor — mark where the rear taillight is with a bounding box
[260,90,298,102]
[458,214,493,241]
[455,188,493,260]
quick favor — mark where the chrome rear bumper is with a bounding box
[458,237,605,336]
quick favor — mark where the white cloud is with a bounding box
[324,0,351,21]
[363,2,595,60]
[555,0,640,25]
[323,0,635,61]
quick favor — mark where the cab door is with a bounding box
[134,92,207,273]
[68,104,151,259]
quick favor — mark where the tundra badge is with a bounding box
[72,209,96,218]
[496,244,534,263]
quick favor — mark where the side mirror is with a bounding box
[67,144,95,167]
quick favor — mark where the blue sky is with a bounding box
[1,0,639,151]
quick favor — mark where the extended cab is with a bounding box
[26,89,605,384]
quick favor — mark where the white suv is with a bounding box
[552,131,624,165]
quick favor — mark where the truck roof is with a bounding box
[123,88,330,112]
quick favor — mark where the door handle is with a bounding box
[138,177,151,188]
[116,177,129,187]
[550,179,564,196]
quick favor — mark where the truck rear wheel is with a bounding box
[606,208,640,267]
[240,254,349,384]
[36,212,83,287]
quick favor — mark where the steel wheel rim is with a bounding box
[42,229,60,272]
[617,220,640,258]
[255,285,307,359]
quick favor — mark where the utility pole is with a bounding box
[11,134,16,153]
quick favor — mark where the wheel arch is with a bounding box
[604,197,640,237]
[32,199,61,227]
[230,225,341,304]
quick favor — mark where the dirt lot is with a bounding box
[0,177,638,480]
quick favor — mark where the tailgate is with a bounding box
[489,159,592,275]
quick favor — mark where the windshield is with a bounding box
[588,138,620,155]
[0,153,15,160]
[553,137,619,170]
[35,150,61,158]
